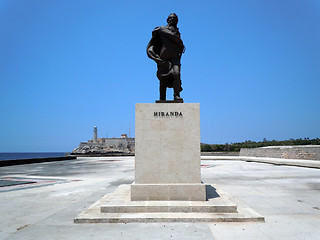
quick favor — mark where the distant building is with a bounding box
[121,134,128,138]
[71,126,135,155]
[93,125,98,143]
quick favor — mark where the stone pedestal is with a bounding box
[131,103,206,201]
[75,104,265,223]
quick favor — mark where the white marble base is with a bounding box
[131,183,206,201]
[132,103,205,201]
[74,184,265,223]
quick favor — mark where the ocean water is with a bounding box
[0,152,67,161]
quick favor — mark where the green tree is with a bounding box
[201,144,212,152]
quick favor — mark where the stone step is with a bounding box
[100,184,237,213]
[74,184,265,223]
[75,211,264,223]
[101,203,237,213]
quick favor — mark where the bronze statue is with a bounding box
[147,13,185,102]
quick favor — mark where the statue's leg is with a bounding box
[172,65,183,100]
[159,80,167,100]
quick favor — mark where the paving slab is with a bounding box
[0,157,320,239]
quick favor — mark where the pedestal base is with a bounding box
[74,184,265,223]
[131,183,206,201]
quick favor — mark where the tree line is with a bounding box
[201,138,320,152]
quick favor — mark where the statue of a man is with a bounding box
[147,13,185,101]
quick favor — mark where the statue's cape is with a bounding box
[146,27,162,64]
[146,26,184,62]
[146,27,183,92]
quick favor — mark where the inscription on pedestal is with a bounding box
[154,111,183,117]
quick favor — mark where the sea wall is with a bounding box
[0,156,77,167]
[240,145,320,160]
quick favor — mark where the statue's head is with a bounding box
[167,13,178,26]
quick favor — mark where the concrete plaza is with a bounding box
[0,156,320,239]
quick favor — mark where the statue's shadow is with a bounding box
[205,185,220,200]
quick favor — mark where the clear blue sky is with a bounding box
[0,0,319,152]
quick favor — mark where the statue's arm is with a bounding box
[147,45,162,63]
[146,27,164,64]
[179,41,185,55]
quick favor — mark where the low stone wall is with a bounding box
[201,152,239,156]
[0,156,77,167]
[240,145,320,160]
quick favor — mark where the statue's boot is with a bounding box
[172,77,183,101]
[174,93,183,101]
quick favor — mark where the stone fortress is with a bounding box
[71,126,135,155]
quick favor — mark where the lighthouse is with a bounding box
[93,125,98,143]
